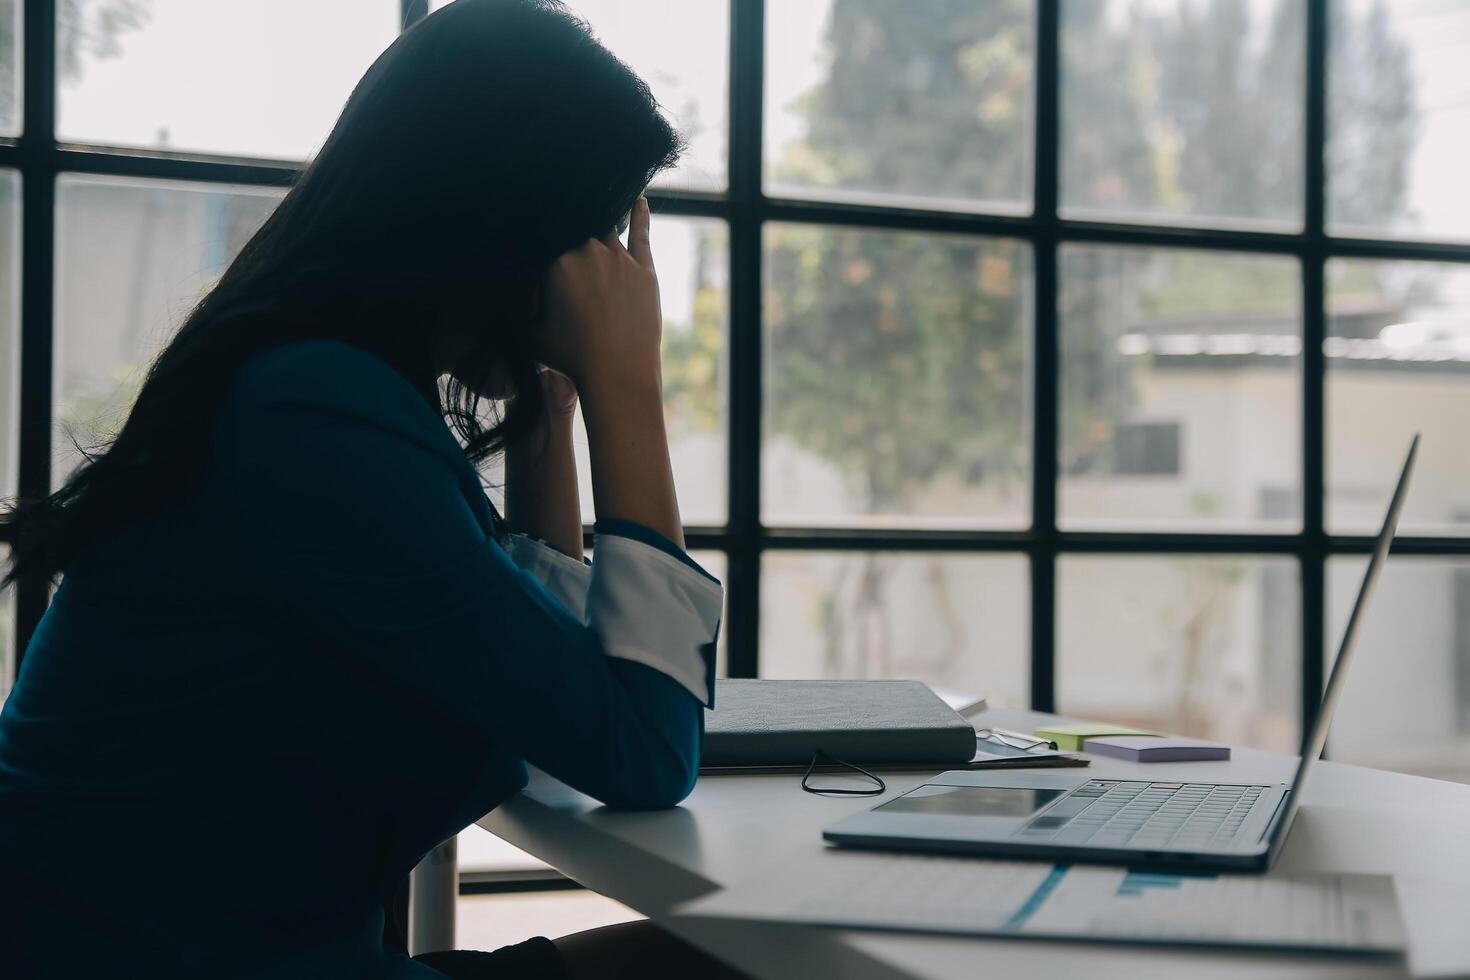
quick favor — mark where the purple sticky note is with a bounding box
[1083,735,1231,762]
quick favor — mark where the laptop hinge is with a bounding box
[1257,790,1291,844]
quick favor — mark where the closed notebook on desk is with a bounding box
[702,679,976,767]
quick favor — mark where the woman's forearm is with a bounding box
[505,402,584,561]
[580,373,685,550]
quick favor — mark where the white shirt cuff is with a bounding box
[503,533,593,621]
[586,532,723,706]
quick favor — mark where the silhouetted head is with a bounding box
[246,0,682,399]
[2,0,682,585]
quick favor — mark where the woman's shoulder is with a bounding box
[229,340,442,432]
[221,339,469,469]
[235,339,416,404]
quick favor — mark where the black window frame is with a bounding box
[5,0,1470,752]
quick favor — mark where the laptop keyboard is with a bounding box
[1015,780,1269,850]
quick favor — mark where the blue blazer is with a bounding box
[0,341,722,978]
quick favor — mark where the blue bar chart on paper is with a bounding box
[1113,868,1218,898]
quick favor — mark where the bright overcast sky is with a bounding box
[56,0,824,176]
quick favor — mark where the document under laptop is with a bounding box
[675,849,1406,955]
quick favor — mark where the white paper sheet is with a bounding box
[676,850,1407,955]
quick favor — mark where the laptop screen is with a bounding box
[1271,435,1419,845]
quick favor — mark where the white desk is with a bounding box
[478,708,1470,979]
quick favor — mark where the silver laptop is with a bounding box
[824,436,1419,873]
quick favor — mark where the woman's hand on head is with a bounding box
[541,197,684,544]
[538,196,663,404]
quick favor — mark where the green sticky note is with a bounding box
[1033,722,1159,752]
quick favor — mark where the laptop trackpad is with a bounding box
[876,785,1067,819]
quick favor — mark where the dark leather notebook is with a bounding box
[701,679,977,768]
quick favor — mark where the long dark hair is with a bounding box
[2,0,680,586]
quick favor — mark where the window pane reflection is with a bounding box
[1328,558,1470,784]
[1060,0,1305,229]
[1329,0,1470,241]
[765,0,1034,212]
[1058,556,1300,752]
[1059,246,1302,530]
[57,0,398,160]
[760,552,1029,710]
[763,224,1031,528]
[54,175,284,485]
[1327,259,1470,535]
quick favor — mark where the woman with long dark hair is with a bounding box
[0,2,739,976]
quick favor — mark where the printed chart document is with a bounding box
[676,851,1406,955]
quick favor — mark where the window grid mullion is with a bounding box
[1301,0,1331,752]
[688,529,1470,556]
[2,150,1467,265]
[1028,0,1061,713]
[13,0,58,675]
[724,0,764,679]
